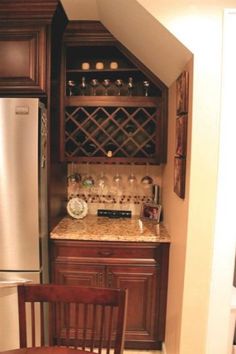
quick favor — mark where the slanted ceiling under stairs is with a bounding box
[60,0,192,86]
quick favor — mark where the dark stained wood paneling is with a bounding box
[0,26,46,94]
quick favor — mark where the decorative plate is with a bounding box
[67,197,88,219]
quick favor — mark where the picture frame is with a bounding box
[175,114,187,157]
[140,203,162,223]
[176,71,189,115]
[174,157,186,199]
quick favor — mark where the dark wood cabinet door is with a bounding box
[0,26,47,94]
[107,265,160,349]
[50,240,168,350]
[53,263,105,287]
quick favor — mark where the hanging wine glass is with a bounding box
[102,79,111,96]
[143,80,150,97]
[82,163,95,188]
[80,76,87,96]
[127,77,134,96]
[115,79,123,96]
[113,165,122,185]
[67,80,76,96]
[127,163,137,185]
[141,163,153,188]
[67,162,81,197]
[97,171,108,191]
[90,78,99,96]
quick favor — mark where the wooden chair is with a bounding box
[17,284,128,354]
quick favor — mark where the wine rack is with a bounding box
[63,96,161,163]
[60,21,167,164]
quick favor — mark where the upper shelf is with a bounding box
[65,96,161,107]
[67,68,139,73]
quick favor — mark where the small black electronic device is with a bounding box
[97,209,132,218]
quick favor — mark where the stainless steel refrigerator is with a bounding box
[0,98,48,350]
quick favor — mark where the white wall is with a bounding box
[138,1,236,353]
[162,58,192,354]
[206,9,236,354]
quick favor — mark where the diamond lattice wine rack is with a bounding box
[63,96,162,164]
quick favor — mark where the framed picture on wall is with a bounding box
[175,114,188,156]
[176,71,189,115]
[174,157,186,199]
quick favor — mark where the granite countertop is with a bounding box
[50,215,170,243]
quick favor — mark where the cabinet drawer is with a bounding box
[52,240,161,262]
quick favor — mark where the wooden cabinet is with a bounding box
[59,21,168,164]
[0,0,67,96]
[0,26,47,94]
[50,239,169,349]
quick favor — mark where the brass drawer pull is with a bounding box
[98,251,113,257]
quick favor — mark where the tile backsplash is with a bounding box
[67,163,163,215]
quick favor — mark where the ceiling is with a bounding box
[60,0,192,86]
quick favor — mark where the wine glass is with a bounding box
[82,163,95,188]
[113,172,122,184]
[97,171,108,190]
[143,80,150,97]
[102,79,111,96]
[113,165,122,186]
[141,163,153,188]
[67,80,76,96]
[80,76,87,96]
[90,79,99,96]
[97,164,108,190]
[67,162,81,196]
[127,163,137,184]
[127,77,134,96]
[115,79,123,96]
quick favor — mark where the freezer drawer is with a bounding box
[0,271,40,351]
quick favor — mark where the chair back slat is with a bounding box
[40,303,45,345]
[17,284,127,354]
[30,302,36,347]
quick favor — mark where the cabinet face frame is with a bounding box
[0,26,47,94]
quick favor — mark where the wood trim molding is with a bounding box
[0,0,60,23]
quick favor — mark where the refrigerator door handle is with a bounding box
[0,278,33,288]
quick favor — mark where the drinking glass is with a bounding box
[90,79,99,96]
[67,80,76,96]
[127,77,134,96]
[102,79,111,96]
[80,76,87,95]
[127,163,136,184]
[115,79,123,96]
[141,163,153,187]
[143,80,150,97]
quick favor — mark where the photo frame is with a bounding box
[175,114,187,156]
[174,157,186,199]
[140,203,162,223]
[176,71,189,115]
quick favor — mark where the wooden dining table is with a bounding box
[0,347,94,354]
